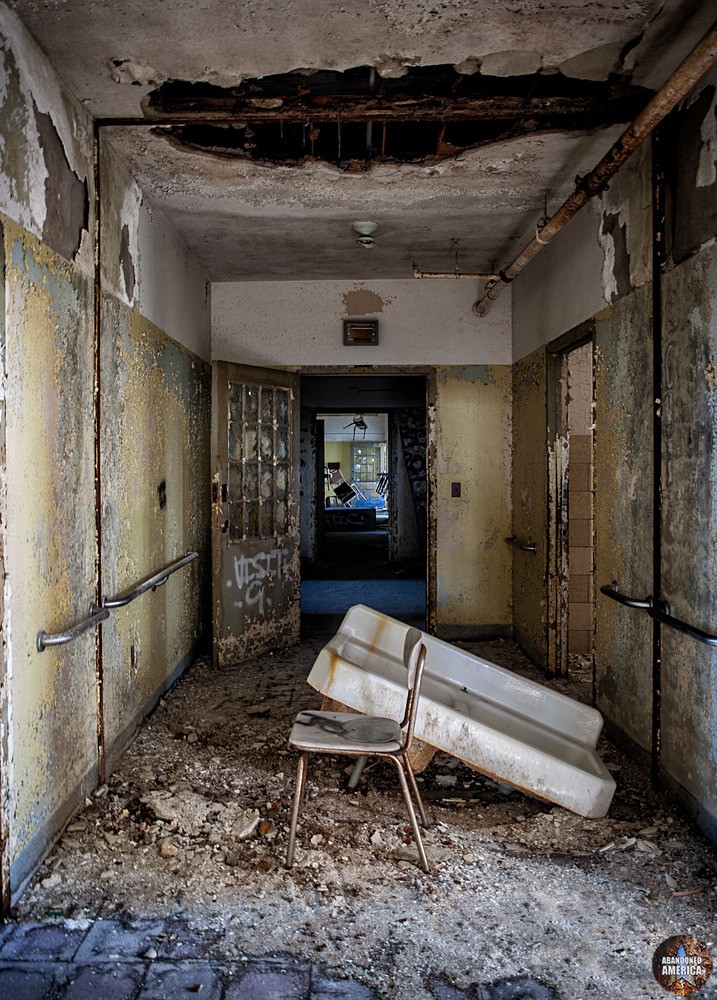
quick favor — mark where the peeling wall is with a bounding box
[212,279,512,367]
[593,289,653,754]
[3,219,97,891]
[512,348,548,667]
[100,296,211,767]
[101,133,211,362]
[434,365,512,634]
[512,144,652,363]
[660,243,717,833]
[0,8,93,274]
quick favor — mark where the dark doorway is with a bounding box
[300,374,427,629]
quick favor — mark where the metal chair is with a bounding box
[285,627,431,872]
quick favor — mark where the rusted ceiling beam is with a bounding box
[139,93,646,126]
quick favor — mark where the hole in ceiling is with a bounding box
[146,65,651,169]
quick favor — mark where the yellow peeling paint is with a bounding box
[434,365,512,628]
[3,218,97,872]
[100,298,210,762]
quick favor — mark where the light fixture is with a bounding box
[352,220,379,248]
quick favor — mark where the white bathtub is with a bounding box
[306,605,616,818]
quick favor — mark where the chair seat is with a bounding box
[289,710,403,754]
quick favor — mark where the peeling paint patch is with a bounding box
[119,224,136,301]
[436,365,491,385]
[600,211,631,303]
[342,288,385,315]
[35,109,88,262]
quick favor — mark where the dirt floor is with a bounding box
[16,635,717,999]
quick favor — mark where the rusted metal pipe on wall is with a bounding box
[473,20,717,316]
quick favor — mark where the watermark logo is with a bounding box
[652,935,713,995]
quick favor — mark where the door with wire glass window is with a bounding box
[212,362,300,665]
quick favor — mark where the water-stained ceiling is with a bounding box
[6,0,713,280]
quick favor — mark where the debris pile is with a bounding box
[17,637,717,999]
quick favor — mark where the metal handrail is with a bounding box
[103,551,198,609]
[599,582,651,610]
[37,605,110,652]
[505,536,537,554]
[600,582,717,647]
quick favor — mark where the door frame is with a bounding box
[546,321,595,675]
[298,366,436,632]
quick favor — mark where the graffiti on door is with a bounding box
[228,545,287,615]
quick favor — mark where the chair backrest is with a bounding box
[400,626,426,748]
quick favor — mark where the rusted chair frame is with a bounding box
[286,629,430,873]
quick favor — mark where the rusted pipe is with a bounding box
[412,262,499,281]
[473,19,717,316]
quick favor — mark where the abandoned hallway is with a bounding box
[0,0,717,997]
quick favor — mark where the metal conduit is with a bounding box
[412,263,499,281]
[473,20,717,316]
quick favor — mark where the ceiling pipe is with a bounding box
[472,19,717,317]
[412,261,499,280]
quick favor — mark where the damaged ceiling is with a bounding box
[6,0,715,280]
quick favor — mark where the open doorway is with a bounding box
[548,337,595,688]
[300,375,427,628]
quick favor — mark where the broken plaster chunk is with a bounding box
[40,872,62,890]
[159,839,179,859]
[236,809,261,840]
[310,834,324,847]
[369,830,383,847]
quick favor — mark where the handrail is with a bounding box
[103,551,199,610]
[600,582,717,647]
[37,605,110,652]
[599,582,651,610]
[505,536,537,554]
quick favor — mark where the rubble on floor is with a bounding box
[13,637,717,999]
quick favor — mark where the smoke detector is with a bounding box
[352,220,379,248]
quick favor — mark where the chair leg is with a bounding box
[402,755,429,828]
[392,757,430,874]
[347,755,367,790]
[286,751,309,869]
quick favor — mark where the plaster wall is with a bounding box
[593,288,653,754]
[0,7,93,274]
[660,238,717,834]
[212,279,511,367]
[511,348,548,666]
[434,366,512,633]
[100,296,211,768]
[3,221,97,891]
[101,135,210,362]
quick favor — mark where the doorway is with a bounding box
[299,374,427,627]
[548,336,595,686]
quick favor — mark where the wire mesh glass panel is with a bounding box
[228,502,243,541]
[225,381,292,541]
[228,383,243,423]
[228,461,241,500]
[275,499,288,535]
[276,389,289,425]
[245,386,259,422]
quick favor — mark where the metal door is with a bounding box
[212,362,300,665]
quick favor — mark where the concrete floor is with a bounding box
[3,630,716,999]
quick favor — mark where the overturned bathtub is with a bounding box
[306,605,616,818]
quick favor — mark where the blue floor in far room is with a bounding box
[300,578,425,619]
